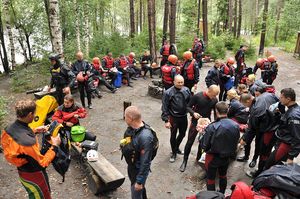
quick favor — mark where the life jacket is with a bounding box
[161,64,175,84]
[51,67,67,87]
[103,56,114,69]
[192,41,203,54]
[162,44,170,56]
[222,63,234,76]
[121,123,159,165]
[184,59,196,80]
[260,59,271,70]
[127,57,135,65]
[52,104,87,126]
[119,58,128,69]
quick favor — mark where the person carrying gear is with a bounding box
[91,57,117,93]
[52,94,96,141]
[72,51,93,109]
[239,89,282,178]
[162,75,191,163]
[264,88,300,170]
[181,51,199,93]
[201,102,240,194]
[101,52,118,87]
[234,45,248,86]
[191,37,204,69]
[161,55,178,90]
[114,54,134,87]
[205,59,222,88]
[140,51,154,79]
[179,85,219,172]
[122,106,156,199]
[127,52,141,78]
[49,54,75,105]
[253,56,277,85]
[219,57,235,101]
[1,99,61,199]
[160,40,170,69]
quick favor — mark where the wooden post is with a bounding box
[123,101,132,119]
[294,31,300,58]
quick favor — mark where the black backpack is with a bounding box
[121,124,159,164]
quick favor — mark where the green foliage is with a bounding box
[11,62,50,93]
[205,35,226,59]
[176,33,194,59]
[277,39,296,53]
[0,96,7,128]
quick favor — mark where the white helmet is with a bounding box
[86,150,98,162]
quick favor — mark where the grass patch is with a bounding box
[0,96,7,129]
[11,61,50,93]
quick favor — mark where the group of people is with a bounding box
[160,47,299,196]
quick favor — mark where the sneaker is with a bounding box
[236,156,249,162]
[143,76,147,80]
[88,104,93,109]
[249,160,257,168]
[97,94,102,98]
[176,149,184,155]
[169,153,176,163]
[111,88,117,93]
[128,84,133,87]
[131,77,137,80]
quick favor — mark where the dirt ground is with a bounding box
[0,47,299,199]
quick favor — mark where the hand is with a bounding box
[86,71,91,76]
[73,114,79,118]
[34,125,48,133]
[51,135,61,146]
[193,112,201,119]
[63,87,71,94]
[134,183,143,191]
[239,139,246,146]
[48,86,52,92]
[66,122,74,127]
[165,122,171,129]
[287,159,293,164]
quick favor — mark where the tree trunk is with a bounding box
[74,0,81,51]
[140,0,143,32]
[169,0,176,44]
[147,0,157,62]
[129,0,135,37]
[202,0,208,44]
[253,0,259,35]
[237,0,242,38]
[24,32,32,61]
[0,11,9,74]
[197,0,201,37]
[84,1,90,57]
[162,0,169,43]
[48,0,63,54]
[227,0,233,32]
[233,0,237,37]
[99,1,104,35]
[43,0,53,48]
[259,0,269,56]
[274,0,284,44]
[60,0,66,44]
[143,0,147,28]
[17,30,28,62]
[3,0,16,70]
[136,8,139,33]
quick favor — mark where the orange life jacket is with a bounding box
[119,58,128,69]
[185,59,196,80]
[162,45,170,56]
[127,57,135,64]
[161,64,175,84]
[103,56,114,69]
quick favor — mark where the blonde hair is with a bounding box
[247,74,256,82]
[227,89,239,100]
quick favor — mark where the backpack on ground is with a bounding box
[186,191,225,199]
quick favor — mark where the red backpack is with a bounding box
[228,182,274,199]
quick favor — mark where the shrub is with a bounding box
[205,35,226,59]
[0,96,7,129]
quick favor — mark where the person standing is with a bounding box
[72,51,93,109]
[122,106,156,199]
[1,99,61,199]
[264,88,300,169]
[161,55,178,90]
[160,40,170,68]
[234,45,248,86]
[219,57,235,101]
[181,51,199,93]
[200,102,240,194]
[49,54,75,105]
[205,59,221,88]
[191,37,204,69]
[162,75,191,163]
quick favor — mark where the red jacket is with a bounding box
[52,104,87,125]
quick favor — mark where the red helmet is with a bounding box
[227,57,235,64]
[267,55,276,62]
[76,72,85,82]
[183,51,193,60]
[129,52,135,58]
[168,55,178,65]
[256,58,264,66]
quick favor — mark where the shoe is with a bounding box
[150,76,153,79]
[128,84,133,87]
[176,149,184,155]
[249,160,257,168]
[143,76,147,80]
[131,77,137,80]
[236,156,249,162]
[246,170,259,179]
[169,153,176,163]
[97,94,102,98]
[111,88,117,93]
[88,104,93,109]
[179,160,187,172]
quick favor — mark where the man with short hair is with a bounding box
[201,101,240,194]
[162,75,191,163]
[179,85,219,172]
[1,99,61,199]
[123,106,155,199]
[205,60,221,88]
[265,88,300,168]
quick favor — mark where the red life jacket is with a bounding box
[127,57,134,64]
[52,105,87,125]
[221,63,234,76]
[161,64,175,84]
[103,56,114,69]
[184,59,196,80]
[162,44,170,56]
[192,41,203,54]
[119,58,128,69]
